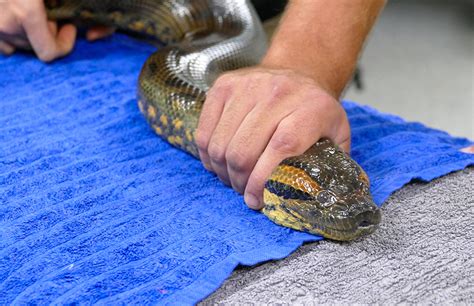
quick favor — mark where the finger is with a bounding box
[338,137,351,153]
[244,111,324,209]
[0,40,15,55]
[334,114,351,153]
[54,23,77,56]
[208,85,263,190]
[460,145,474,154]
[225,93,295,194]
[47,21,58,36]
[0,33,30,49]
[18,2,76,61]
[195,75,233,172]
[87,26,115,41]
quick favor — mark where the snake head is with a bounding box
[262,139,381,241]
[297,192,381,241]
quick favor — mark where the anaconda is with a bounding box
[45,0,381,241]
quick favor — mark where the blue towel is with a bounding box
[1,34,472,305]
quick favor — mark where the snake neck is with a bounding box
[45,0,268,88]
[45,0,267,156]
[46,0,267,155]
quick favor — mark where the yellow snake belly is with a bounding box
[45,0,381,241]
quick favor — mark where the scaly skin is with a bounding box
[45,0,381,241]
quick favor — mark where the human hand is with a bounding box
[196,67,351,210]
[460,145,474,154]
[0,0,114,61]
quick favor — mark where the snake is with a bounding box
[45,0,381,241]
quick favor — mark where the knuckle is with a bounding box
[307,88,337,108]
[213,73,235,88]
[207,76,235,101]
[269,75,292,99]
[243,73,264,90]
[226,146,250,173]
[270,128,300,155]
[246,172,267,198]
[319,94,337,109]
[13,2,37,22]
[207,141,226,164]
[206,84,225,101]
[14,9,29,23]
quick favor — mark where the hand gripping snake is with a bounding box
[45,0,381,241]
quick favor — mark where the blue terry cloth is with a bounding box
[0,34,473,305]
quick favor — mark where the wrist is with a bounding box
[259,0,386,99]
[260,52,349,99]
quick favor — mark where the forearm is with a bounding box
[261,0,386,98]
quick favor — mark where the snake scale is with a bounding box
[45,0,381,241]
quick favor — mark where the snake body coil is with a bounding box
[46,0,381,241]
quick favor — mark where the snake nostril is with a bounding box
[358,220,372,228]
[355,209,381,229]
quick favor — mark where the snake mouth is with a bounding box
[262,189,382,241]
[317,208,382,241]
[263,200,382,241]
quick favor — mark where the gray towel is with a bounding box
[204,168,473,304]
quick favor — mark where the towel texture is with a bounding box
[0,34,473,305]
[204,169,474,304]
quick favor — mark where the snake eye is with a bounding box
[317,190,336,207]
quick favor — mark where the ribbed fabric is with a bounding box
[0,34,472,305]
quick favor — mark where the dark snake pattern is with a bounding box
[45,0,381,241]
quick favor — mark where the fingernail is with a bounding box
[245,193,260,210]
[203,162,212,171]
